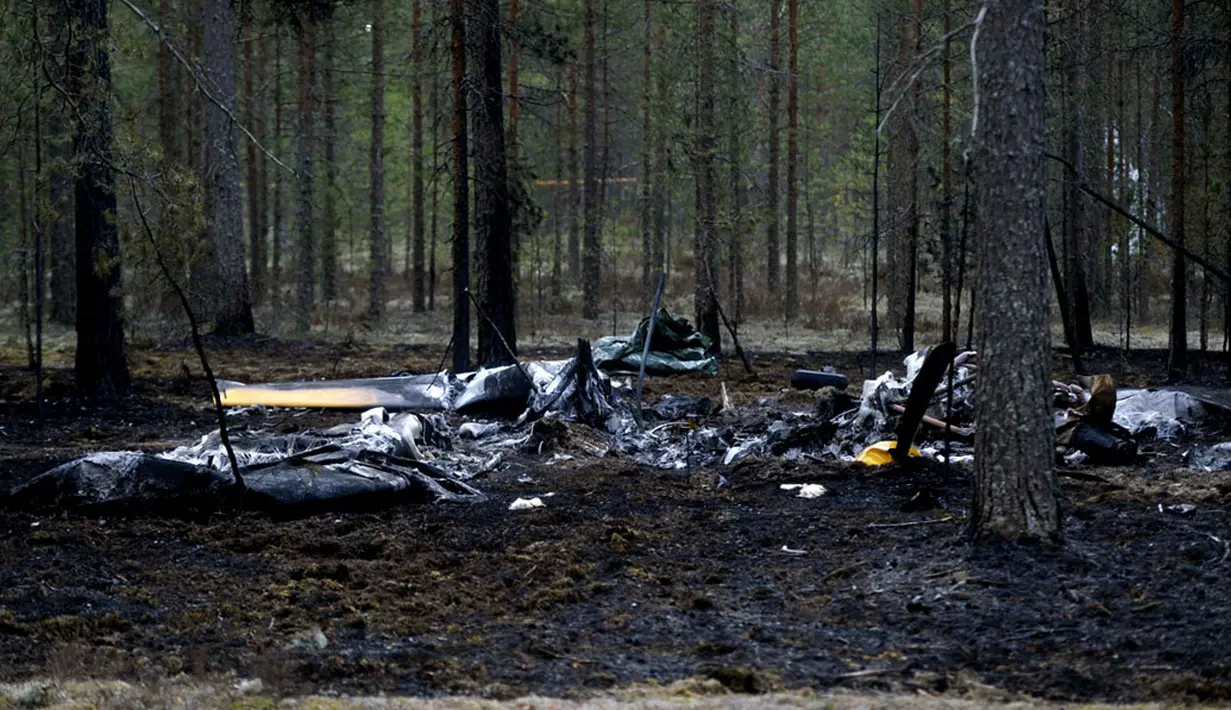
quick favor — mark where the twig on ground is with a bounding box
[867,516,957,529]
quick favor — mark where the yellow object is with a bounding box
[856,440,921,466]
[217,385,389,409]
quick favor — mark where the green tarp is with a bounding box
[592,308,719,376]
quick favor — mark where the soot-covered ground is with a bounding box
[1,341,1230,703]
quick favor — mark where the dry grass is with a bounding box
[0,677,1213,710]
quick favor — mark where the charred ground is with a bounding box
[1,341,1230,702]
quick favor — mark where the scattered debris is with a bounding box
[780,483,827,498]
[780,545,807,555]
[509,497,547,511]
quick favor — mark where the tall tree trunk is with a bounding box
[322,26,339,302]
[970,0,1059,543]
[47,9,76,328]
[552,68,564,299]
[1142,74,1160,322]
[727,3,744,323]
[244,28,267,308]
[581,0,601,319]
[202,0,254,335]
[429,60,440,312]
[640,0,653,291]
[1167,0,1187,380]
[411,0,427,312]
[766,0,781,298]
[450,0,470,371]
[293,16,317,334]
[68,0,131,397]
[507,0,520,279]
[157,0,178,164]
[940,0,953,341]
[271,32,285,319]
[694,0,719,350]
[566,63,581,283]
[652,23,667,282]
[1062,0,1095,353]
[887,0,919,353]
[785,0,799,319]
[469,0,516,366]
[368,0,388,322]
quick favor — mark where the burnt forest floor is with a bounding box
[1,340,1231,704]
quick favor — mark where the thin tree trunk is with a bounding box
[652,23,667,282]
[271,31,284,321]
[157,0,177,165]
[368,0,387,322]
[429,58,439,312]
[553,68,564,299]
[785,0,799,319]
[940,0,953,342]
[293,16,317,334]
[1062,0,1095,353]
[694,0,719,350]
[469,0,516,366]
[728,3,744,323]
[202,0,254,335]
[450,0,470,371]
[244,28,267,308]
[970,0,1059,543]
[640,0,653,291]
[567,63,580,283]
[322,26,339,303]
[411,0,426,312]
[68,0,131,397]
[1167,0,1187,380]
[581,0,600,319]
[507,0,520,278]
[766,0,781,298]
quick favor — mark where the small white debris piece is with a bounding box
[1164,503,1197,515]
[781,545,807,555]
[459,421,501,439]
[30,521,39,528]
[721,381,733,412]
[1064,450,1088,466]
[509,497,546,511]
[235,678,265,695]
[780,483,827,499]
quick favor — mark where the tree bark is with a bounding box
[202,0,254,335]
[970,0,1060,543]
[450,0,470,372]
[411,0,426,312]
[1167,0,1187,380]
[552,68,564,299]
[694,0,720,351]
[368,0,388,322]
[68,0,131,397]
[469,0,516,366]
[581,0,601,319]
[293,16,317,334]
[766,0,781,297]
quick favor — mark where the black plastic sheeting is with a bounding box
[2,447,484,517]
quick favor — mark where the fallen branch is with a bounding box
[889,403,974,440]
[1046,152,1231,285]
[129,179,243,491]
[867,516,957,529]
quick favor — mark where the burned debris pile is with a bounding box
[6,318,1230,516]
